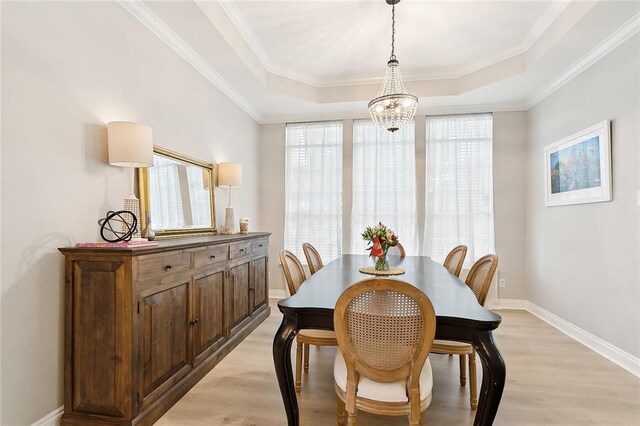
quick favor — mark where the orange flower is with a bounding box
[370,238,384,257]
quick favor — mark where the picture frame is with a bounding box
[544,120,611,207]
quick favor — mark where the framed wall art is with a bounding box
[544,120,611,207]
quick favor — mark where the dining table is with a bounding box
[272,254,505,426]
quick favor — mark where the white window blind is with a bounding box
[424,113,495,266]
[351,119,418,255]
[285,121,343,262]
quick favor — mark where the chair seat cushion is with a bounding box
[298,329,336,340]
[431,339,473,354]
[333,350,433,403]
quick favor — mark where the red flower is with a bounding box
[370,238,384,257]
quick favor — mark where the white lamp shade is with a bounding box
[217,163,242,188]
[107,121,153,168]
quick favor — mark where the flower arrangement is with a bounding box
[362,222,398,271]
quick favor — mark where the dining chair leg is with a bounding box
[469,350,478,410]
[459,354,467,386]
[303,343,310,372]
[295,339,303,392]
[419,410,427,425]
[336,397,345,425]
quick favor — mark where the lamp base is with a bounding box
[123,194,142,239]
[221,207,235,234]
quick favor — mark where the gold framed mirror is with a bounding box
[138,146,216,237]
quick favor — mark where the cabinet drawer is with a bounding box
[252,238,268,255]
[193,245,228,269]
[229,241,251,259]
[137,251,191,281]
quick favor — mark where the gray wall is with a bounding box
[527,34,639,357]
[1,2,260,423]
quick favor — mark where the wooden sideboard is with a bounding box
[59,233,271,425]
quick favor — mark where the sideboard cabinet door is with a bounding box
[192,267,226,366]
[228,262,251,334]
[139,280,192,410]
[251,256,268,313]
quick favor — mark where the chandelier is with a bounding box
[368,0,418,132]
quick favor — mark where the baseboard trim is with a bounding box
[269,289,287,300]
[491,298,640,378]
[486,298,529,310]
[32,406,63,426]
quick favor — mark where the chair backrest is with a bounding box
[279,249,307,296]
[465,254,499,306]
[302,242,323,275]
[443,245,468,277]
[334,278,436,391]
[387,242,406,258]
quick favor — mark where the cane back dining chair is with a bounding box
[279,249,337,392]
[333,278,436,425]
[443,245,467,277]
[302,242,323,275]
[430,254,499,409]
[387,241,406,258]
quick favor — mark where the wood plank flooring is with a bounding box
[156,306,640,425]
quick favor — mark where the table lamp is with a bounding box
[107,121,153,239]
[217,162,242,234]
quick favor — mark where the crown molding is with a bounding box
[216,0,570,88]
[526,12,640,109]
[117,0,262,122]
[259,102,528,125]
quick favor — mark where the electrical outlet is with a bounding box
[499,278,506,288]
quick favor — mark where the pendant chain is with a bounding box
[390,4,396,60]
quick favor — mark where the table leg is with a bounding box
[273,313,298,426]
[473,330,506,425]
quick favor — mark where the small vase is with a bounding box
[374,250,390,271]
[142,212,156,241]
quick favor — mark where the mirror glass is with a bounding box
[138,147,216,237]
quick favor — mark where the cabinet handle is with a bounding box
[258,244,263,248]
[210,255,216,260]
[165,264,173,271]
[239,248,245,253]
[190,319,199,325]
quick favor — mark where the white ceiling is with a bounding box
[227,0,557,85]
[125,1,640,123]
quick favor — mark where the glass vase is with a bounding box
[374,250,390,271]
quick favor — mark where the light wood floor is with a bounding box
[157,306,640,425]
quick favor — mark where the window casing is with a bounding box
[424,113,495,266]
[285,121,343,262]
[351,119,418,255]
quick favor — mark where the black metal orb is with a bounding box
[98,210,138,243]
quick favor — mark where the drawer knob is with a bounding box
[210,255,216,260]
[190,319,199,325]
[258,244,263,248]
[165,264,173,271]
[240,248,245,253]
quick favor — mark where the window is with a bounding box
[424,113,495,266]
[351,119,418,255]
[285,121,343,262]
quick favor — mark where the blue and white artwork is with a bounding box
[549,136,601,194]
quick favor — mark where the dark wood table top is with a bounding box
[279,254,501,329]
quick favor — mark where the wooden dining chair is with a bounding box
[333,278,436,425]
[279,249,337,392]
[443,245,467,277]
[430,254,498,410]
[387,241,406,258]
[302,242,323,275]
